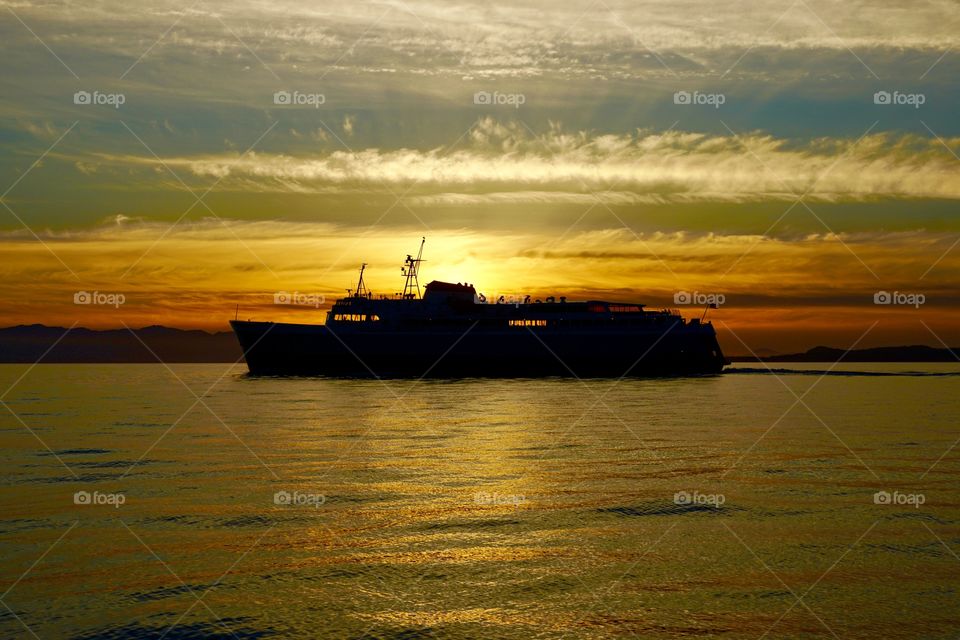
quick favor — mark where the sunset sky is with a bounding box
[1,0,959,353]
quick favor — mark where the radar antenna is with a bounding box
[401,237,426,300]
[354,263,369,298]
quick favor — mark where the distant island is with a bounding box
[0,325,957,364]
[731,345,959,363]
[0,325,242,363]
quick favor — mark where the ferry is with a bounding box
[231,239,727,377]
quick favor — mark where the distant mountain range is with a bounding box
[731,345,959,363]
[0,325,242,363]
[0,325,957,364]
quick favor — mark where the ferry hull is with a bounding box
[230,320,726,377]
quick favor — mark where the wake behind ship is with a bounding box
[231,240,727,377]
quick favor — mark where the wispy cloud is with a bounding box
[2,0,957,84]
[1,216,956,296]
[81,119,960,202]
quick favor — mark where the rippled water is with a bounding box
[1,363,959,639]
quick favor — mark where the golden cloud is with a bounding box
[88,121,960,202]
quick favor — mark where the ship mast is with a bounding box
[401,237,426,300]
[354,263,369,298]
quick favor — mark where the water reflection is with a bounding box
[0,364,957,638]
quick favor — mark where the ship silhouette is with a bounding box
[231,239,727,377]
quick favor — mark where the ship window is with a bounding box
[332,314,380,322]
[609,304,642,313]
[508,319,547,327]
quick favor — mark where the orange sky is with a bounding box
[2,221,958,354]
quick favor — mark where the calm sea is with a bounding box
[1,363,958,639]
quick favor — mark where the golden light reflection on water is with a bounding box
[0,364,959,638]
